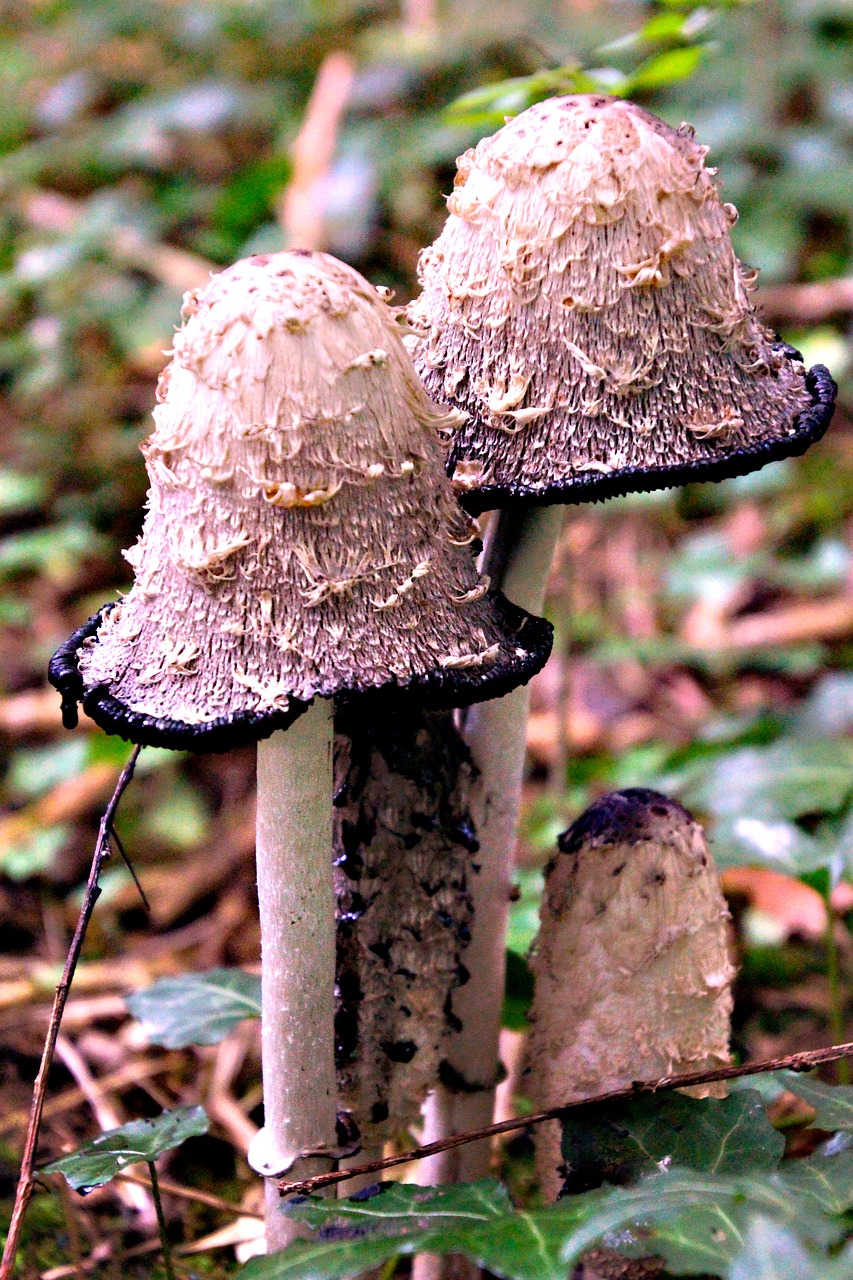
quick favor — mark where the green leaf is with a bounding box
[680,740,853,823]
[442,66,617,132]
[560,1091,784,1194]
[41,1105,209,1191]
[624,45,707,92]
[0,824,69,881]
[669,738,853,874]
[243,1148,853,1280]
[771,1073,853,1131]
[8,740,88,800]
[127,968,261,1048]
[0,469,45,516]
[503,949,534,1031]
[142,779,210,850]
[506,867,544,955]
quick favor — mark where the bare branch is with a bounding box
[278,52,356,250]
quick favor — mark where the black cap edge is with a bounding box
[455,350,837,515]
[48,595,553,754]
[335,592,553,717]
[48,605,312,753]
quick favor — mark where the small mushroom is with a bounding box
[404,94,835,1183]
[49,250,552,1248]
[528,788,734,1202]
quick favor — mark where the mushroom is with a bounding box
[405,93,835,1180]
[528,788,734,1202]
[48,250,552,1248]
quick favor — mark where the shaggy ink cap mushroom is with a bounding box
[49,251,552,751]
[529,787,734,1200]
[407,95,837,514]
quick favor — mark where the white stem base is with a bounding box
[256,702,337,1252]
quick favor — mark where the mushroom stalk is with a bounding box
[419,505,563,1184]
[256,701,337,1248]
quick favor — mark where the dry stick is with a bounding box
[281,1038,853,1197]
[0,747,141,1280]
[278,51,355,251]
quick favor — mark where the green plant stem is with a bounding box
[823,886,849,1085]
[147,1161,176,1280]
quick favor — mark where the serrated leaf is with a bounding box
[41,1105,209,1191]
[127,968,261,1048]
[560,1091,784,1194]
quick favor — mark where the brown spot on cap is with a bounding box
[407,95,835,513]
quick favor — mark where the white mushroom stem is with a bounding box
[255,700,338,1250]
[419,505,563,1185]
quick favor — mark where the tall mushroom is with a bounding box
[48,250,552,1249]
[406,93,836,1179]
[529,788,735,1202]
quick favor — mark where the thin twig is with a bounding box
[280,1038,853,1196]
[109,823,150,915]
[0,748,141,1280]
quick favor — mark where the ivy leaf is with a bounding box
[242,1147,853,1280]
[41,1105,209,1192]
[127,968,261,1048]
[671,738,853,874]
[560,1090,784,1194]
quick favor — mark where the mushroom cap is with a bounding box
[407,95,836,513]
[50,251,552,751]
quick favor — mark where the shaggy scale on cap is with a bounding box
[49,251,552,751]
[528,788,734,1201]
[407,95,836,513]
